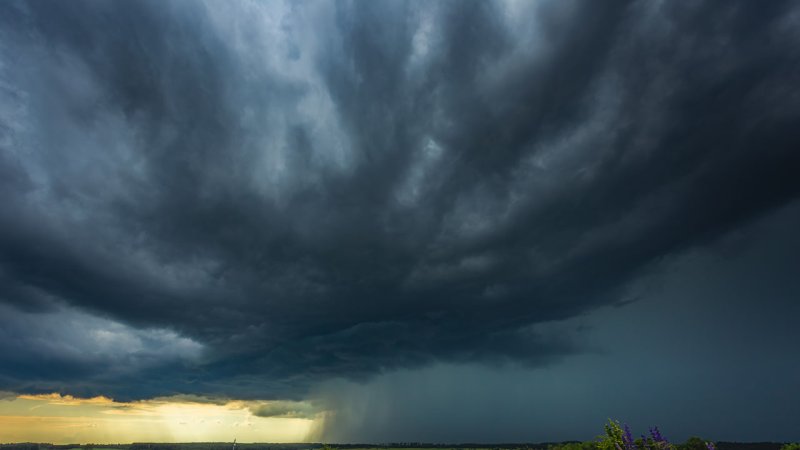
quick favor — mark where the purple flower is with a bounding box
[650,427,666,443]
[649,426,670,448]
[623,424,636,450]
[706,442,716,450]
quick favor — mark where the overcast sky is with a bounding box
[0,0,799,443]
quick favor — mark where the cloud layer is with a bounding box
[1,0,799,406]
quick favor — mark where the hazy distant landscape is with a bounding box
[0,442,793,450]
[2,422,798,450]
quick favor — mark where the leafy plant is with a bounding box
[678,437,709,450]
[596,419,636,450]
[780,444,800,450]
[570,419,719,450]
[597,419,719,450]
[597,419,624,450]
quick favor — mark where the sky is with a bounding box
[0,0,799,444]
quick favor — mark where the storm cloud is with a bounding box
[0,0,799,432]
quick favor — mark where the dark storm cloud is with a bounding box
[249,400,317,419]
[0,0,799,401]
[311,200,800,442]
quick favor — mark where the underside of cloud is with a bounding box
[0,0,798,401]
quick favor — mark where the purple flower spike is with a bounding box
[706,443,716,450]
[623,424,636,450]
[648,426,669,449]
[650,427,665,443]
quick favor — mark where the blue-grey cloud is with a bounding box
[0,0,798,421]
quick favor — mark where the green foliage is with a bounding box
[548,442,598,450]
[597,419,625,450]
[780,444,800,450]
[636,436,671,450]
[320,445,337,450]
[676,437,707,450]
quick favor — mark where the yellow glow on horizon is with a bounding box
[0,394,315,444]
[18,393,117,406]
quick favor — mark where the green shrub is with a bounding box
[597,419,627,450]
[677,437,708,450]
